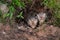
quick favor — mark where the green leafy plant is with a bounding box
[3,5,15,19]
[0,0,25,23]
[12,0,25,8]
[43,0,56,8]
[43,0,60,26]
[9,5,15,19]
[53,6,60,26]
[17,11,24,19]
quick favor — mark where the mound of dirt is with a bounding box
[0,23,60,40]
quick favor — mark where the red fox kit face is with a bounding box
[37,12,47,24]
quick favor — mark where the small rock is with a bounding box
[17,25,27,31]
[27,17,38,28]
[17,25,33,32]
[6,0,12,2]
[37,12,47,24]
[2,31,6,34]
[0,4,9,14]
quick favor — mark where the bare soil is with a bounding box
[0,23,60,40]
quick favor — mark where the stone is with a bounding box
[17,25,27,31]
[2,31,6,34]
[6,0,12,2]
[0,4,9,14]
